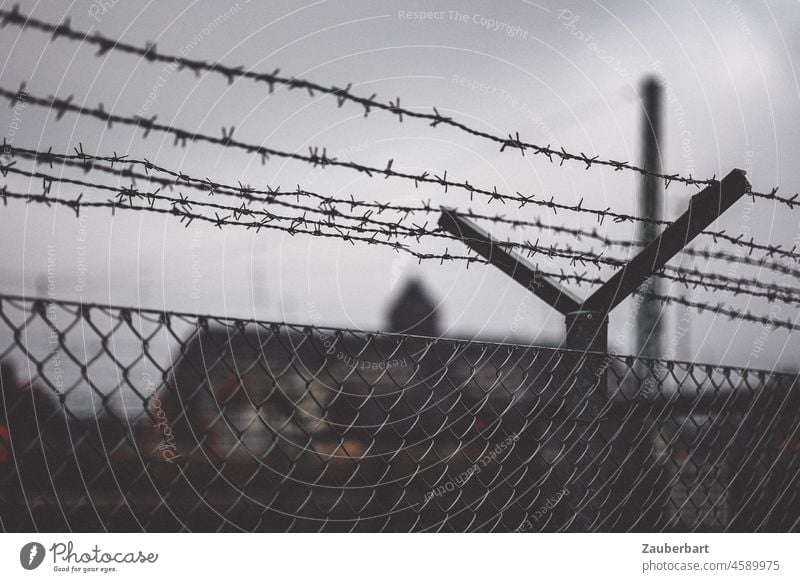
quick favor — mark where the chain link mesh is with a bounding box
[0,294,797,532]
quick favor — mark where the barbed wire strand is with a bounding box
[6,168,800,311]
[0,86,683,225]
[3,6,798,210]
[0,6,722,191]
[10,143,800,282]
[4,164,638,269]
[8,157,800,306]
[4,184,799,329]
[6,141,800,283]
[3,87,799,266]
[635,290,800,333]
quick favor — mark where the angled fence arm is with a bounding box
[582,169,750,313]
[438,207,582,315]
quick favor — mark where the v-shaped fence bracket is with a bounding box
[439,168,750,342]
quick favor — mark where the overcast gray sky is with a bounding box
[1,0,799,370]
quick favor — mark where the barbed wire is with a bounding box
[5,144,461,247]
[11,142,800,283]
[7,183,800,332]
[0,185,419,253]
[1,162,425,241]
[5,165,632,269]
[6,144,800,299]
[0,185,624,282]
[4,86,800,267]
[4,164,495,255]
[524,222,800,281]
[0,5,715,190]
[3,6,798,211]
[6,160,800,308]
[4,181,799,329]
[457,207,800,279]
[635,290,800,333]
[4,170,643,275]
[658,268,800,304]
[0,85,680,225]
[0,10,796,348]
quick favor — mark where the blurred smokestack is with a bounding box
[637,76,664,359]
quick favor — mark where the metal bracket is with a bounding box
[438,207,582,315]
[582,169,750,312]
[439,168,750,322]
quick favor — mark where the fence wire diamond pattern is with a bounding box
[0,295,798,532]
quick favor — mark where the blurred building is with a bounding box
[387,280,440,336]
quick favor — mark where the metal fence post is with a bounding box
[560,310,609,531]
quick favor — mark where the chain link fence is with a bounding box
[0,294,798,532]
